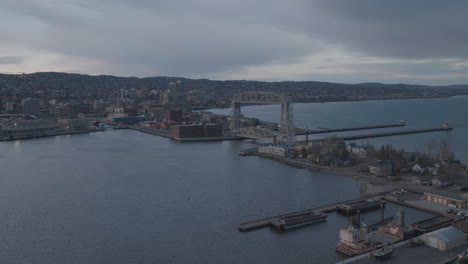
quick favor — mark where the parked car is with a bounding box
[446,209,454,213]
[457,211,465,217]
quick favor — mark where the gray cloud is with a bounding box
[0,56,25,64]
[1,0,468,84]
[301,0,468,59]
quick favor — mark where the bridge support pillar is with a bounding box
[231,102,241,132]
[280,101,295,143]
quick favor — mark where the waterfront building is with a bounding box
[258,143,290,157]
[170,124,223,139]
[58,118,92,132]
[0,118,57,139]
[21,98,40,114]
[165,109,183,123]
[421,227,466,251]
[424,191,468,208]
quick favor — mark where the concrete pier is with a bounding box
[299,126,453,144]
[296,122,406,135]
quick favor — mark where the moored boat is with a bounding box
[372,245,394,259]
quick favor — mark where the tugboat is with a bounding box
[372,245,394,259]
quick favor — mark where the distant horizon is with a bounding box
[2,1,468,86]
[1,71,467,87]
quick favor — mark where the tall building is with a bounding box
[165,109,183,123]
[160,81,187,106]
[21,98,40,114]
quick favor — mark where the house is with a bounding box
[427,166,439,176]
[403,152,419,162]
[368,160,393,177]
[347,143,367,158]
[424,191,468,208]
[413,164,425,175]
[432,177,454,187]
[421,227,466,251]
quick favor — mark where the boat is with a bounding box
[271,211,328,230]
[336,213,379,256]
[372,245,394,259]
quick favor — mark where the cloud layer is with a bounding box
[1,0,468,84]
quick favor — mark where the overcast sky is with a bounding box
[1,0,468,85]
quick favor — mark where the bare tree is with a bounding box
[426,138,437,159]
[439,138,451,161]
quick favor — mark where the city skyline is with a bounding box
[1,0,468,85]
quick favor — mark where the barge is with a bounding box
[337,199,386,215]
[271,211,328,230]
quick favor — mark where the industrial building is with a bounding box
[421,227,466,251]
[170,124,223,139]
[165,109,183,123]
[424,191,468,209]
[58,118,92,132]
[0,118,57,139]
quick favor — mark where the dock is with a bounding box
[296,122,406,135]
[238,195,386,232]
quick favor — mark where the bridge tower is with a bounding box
[279,99,295,143]
[230,92,295,143]
[231,102,241,131]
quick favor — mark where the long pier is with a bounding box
[238,195,385,232]
[339,127,452,141]
[296,122,406,135]
[297,126,453,144]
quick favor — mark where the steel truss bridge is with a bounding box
[230,92,295,143]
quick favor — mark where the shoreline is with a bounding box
[250,152,432,196]
[204,94,468,111]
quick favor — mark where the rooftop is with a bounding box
[428,227,466,243]
[425,190,468,202]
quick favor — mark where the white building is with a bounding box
[421,227,466,251]
[347,143,367,158]
[258,143,290,156]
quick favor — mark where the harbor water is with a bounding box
[0,96,465,263]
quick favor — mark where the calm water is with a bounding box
[0,96,461,264]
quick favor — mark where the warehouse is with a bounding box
[424,190,468,209]
[421,227,466,251]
